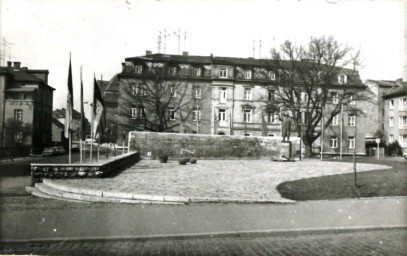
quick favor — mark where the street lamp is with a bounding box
[375,138,381,160]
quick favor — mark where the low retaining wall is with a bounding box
[129,132,300,159]
[31,151,140,184]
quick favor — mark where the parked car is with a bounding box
[42,146,66,157]
[42,147,58,157]
[403,152,407,159]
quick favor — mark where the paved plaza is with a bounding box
[42,159,391,202]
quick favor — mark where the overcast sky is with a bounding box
[1,0,406,116]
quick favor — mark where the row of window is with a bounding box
[389,98,407,111]
[330,136,355,149]
[389,116,407,129]
[132,85,202,99]
[389,134,407,146]
[330,114,356,126]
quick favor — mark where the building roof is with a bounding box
[365,79,401,88]
[382,83,407,99]
[52,117,65,129]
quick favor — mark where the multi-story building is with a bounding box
[0,61,54,154]
[102,52,370,155]
[383,83,407,154]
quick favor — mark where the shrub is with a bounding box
[386,141,403,156]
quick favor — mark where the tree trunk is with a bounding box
[305,144,313,158]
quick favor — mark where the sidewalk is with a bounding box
[1,196,406,242]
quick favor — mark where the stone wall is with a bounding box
[31,151,140,184]
[129,132,300,159]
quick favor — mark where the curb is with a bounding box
[1,225,405,244]
[41,179,296,204]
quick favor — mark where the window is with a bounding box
[330,136,338,148]
[244,133,251,136]
[399,116,407,129]
[268,133,276,137]
[399,134,407,147]
[245,70,252,79]
[338,74,347,84]
[168,67,177,75]
[14,109,23,122]
[132,85,146,96]
[348,115,355,126]
[218,109,226,121]
[348,136,355,149]
[349,93,355,105]
[15,132,22,144]
[267,112,275,123]
[268,90,275,101]
[389,100,394,110]
[193,68,201,76]
[300,111,307,124]
[135,65,143,74]
[269,71,276,80]
[219,67,227,78]
[331,114,339,126]
[193,108,201,121]
[169,109,175,120]
[399,98,407,110]
[244,88,252,100]
[170,86,176,97]
[332,92,339,104]
[389,117,394,127]
[300,92,308,103]
[194,87,201,99]
[389,135,394,143]
[131,107,144,119]
[243,108,251,123]
[220,88,227,103]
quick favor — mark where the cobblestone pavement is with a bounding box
[0,229,405,256]
[48,160,390,201]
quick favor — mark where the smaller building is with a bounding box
[0,61,54,155]
[53,108,90,142]
[383,82,407,154]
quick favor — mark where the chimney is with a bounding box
[145,50,152,56]
[13,62,21,69]
[7,61,12,68]
[182,51,189,56]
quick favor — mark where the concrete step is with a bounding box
[33,183,183,205]
[25,186,87,203]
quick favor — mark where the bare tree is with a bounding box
[265,36,373,157]
[115,70,197,135]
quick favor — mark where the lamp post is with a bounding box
[375,138,381,160]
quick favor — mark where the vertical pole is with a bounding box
[122,140,125,155]
[69,130,72,164]
[320,107,324,160]
[196,105,199,133]
[340,104,343,160]
[353,115,357,188]
[90,99,94,163]
[97,137,100,162]
[377,142,380,160]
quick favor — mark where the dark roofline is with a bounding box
[382,84,407,99]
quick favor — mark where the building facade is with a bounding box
[0,61,54,154]
[383,83,407,154]
[103,52,370,155]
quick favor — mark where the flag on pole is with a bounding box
[79,65,86,140]
[92,77,105,139]
[64,54,73,138]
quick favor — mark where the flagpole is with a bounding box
[79,65,83,164]
[321,106,324,161]
[340,104,343,160]
[90,75,94,164]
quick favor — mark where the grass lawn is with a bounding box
[277,157,407,201]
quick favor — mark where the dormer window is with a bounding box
[193,68,201,77]
[338,74,347,84]
[135,65,143,74]
[269,71,276,81]
[219,67,227,78]
[168,67,177,75]
[245,70,252,79]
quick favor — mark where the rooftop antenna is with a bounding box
[173,28,181,55]
[183,30,187,52]
[163,29,168,54]
[2,38,13,65]
[259,39,262,59]
[253,40,256,58]
[157,30,162,53]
